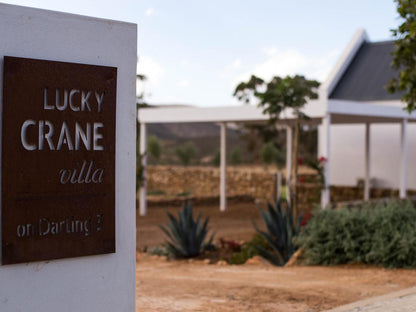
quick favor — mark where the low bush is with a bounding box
[148,246,169,257]
[295,200,416,268]
[229,234,268,264]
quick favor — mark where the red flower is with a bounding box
[299,176,305,183]
[318,156,327,163]
[301,213,312,227]
[297,157,303,165]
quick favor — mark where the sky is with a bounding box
[1,0,402,107]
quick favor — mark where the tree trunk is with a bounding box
[291,118,299,221]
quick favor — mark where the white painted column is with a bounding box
[286,126,292,204]
[321,113,331,208]
[364,123,371,201]
[139,122,148,216]
[400,118,408,198]
[220,123,227,211]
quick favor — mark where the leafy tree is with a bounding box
[260,142,278,168]
[238,124,282,163]
[136,74,148,193]
[147,135,161,163]
[212,149,221,167]
[175,142,196,166]
[257,75,319,218]
[136,73,148,107]
[233,75,264,104]
[274,149,286,170]
[230,147,242,165]
[388,0,416,112]
[234,75,319,218]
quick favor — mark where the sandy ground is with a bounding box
[137,201,262,250]
[136,202,416,311]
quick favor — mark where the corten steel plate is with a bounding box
[2,56,117,265]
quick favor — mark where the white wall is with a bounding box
[323,123,416,189]
[0,4,136,311]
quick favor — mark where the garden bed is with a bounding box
[137,201,416,311]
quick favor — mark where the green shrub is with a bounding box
[253,201,302,266]
[260,142,278,167]
[212,149,220,167]
[147,189,166,196]
[230,147,242,165]
[175,142,196,166]
[147,135,161,162]
[295,200,416,268]
[159,202,214,258]
[229,234,268,264]
[148,246,169,257]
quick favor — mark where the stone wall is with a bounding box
[147,165,415,206]
[147,165,277,200]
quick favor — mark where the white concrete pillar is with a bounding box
[139,122,147,216]
[364,123,371,201]
[220,123,227,211]
[286,126,292,204]
[400,119,408,198]
[321,113,331,208]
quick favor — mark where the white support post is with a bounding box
[321,113,331,208]
[286,126,292,204]
[220,123,227,211]
[139,122,148,216]
[364,123,371,201]
[400,119,408,198]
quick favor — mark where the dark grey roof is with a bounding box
[329,41,403,101]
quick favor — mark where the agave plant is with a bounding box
[159,202,214,258]
[252,200,302,266]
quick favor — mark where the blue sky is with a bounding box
[2,0,401,107]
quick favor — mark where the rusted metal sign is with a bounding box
[2,56,117,265]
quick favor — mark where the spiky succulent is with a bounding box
[159,202,214,258]
[253,200,302,266]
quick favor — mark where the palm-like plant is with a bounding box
[253,201,302,266]
[159,202,214,258]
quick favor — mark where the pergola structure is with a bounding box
[137,29,416,216]
[138,101,416,216]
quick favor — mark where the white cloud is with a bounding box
[145,8,154,16]
[180,59,190,66]
[177,80,190,87]
[231,58,242,69]
[232,48,340,87]
[219,58,243,79]
[262,47,278,56]
[137,56,164,85]
[137,56,165,97]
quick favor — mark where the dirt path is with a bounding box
[136,254,416,311]
[136,202,416,311]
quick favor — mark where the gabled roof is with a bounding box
[329,40,402,101]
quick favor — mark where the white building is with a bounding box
[320,29,416,191]
[138,29,416,215]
